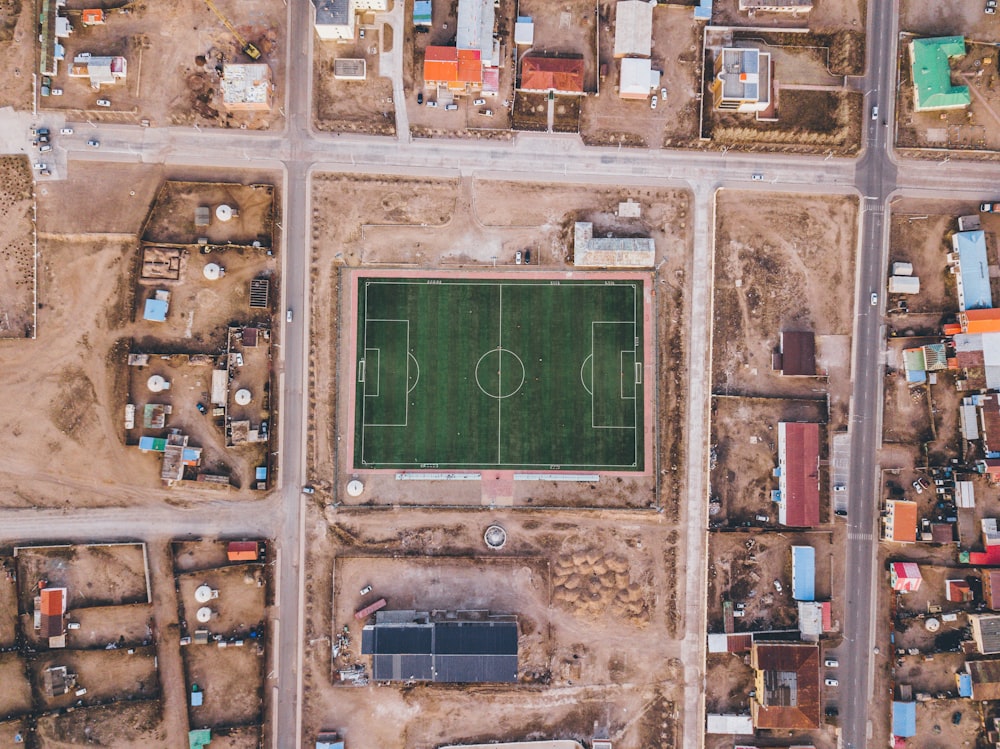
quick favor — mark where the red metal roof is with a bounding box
[780,422,820,527]
[227,541,259,561]
[40,588,66,638]
[963,309,1000,334]
[520,56,585,93]
[423,46,481,85]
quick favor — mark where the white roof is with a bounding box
[614,0,653,58]
[573,222,655,267]
[514,18,534,45]
[706,714,754,734]
[619,57,653,96]
[221,64,271,107]
[457,0,495,62]
[888,276,920,294]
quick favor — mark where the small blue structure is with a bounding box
[694,0,713,20]
[892,701,916,737]
[144,298,168,322]
[413,0,431,26]
[959,671,972,697]
[255,466,267,481]
[791,545,816,601]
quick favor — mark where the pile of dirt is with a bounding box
[551,548,649,624]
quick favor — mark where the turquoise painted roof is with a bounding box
[911,36,971,111]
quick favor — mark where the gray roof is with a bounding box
[362,618,518,682]
[315,0,350,26]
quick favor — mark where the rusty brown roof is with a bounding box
[779,331,817,376]
[751,641,821,729]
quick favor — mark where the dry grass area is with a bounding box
[0,652,31,719]
[39,0,285,129]
[0,156,34,339]
[173,539,242,573]
[704,652,755,714]
[14,543,149,611]
[0,558,17,647]
[914,698,983,746]
[313,32,396,135]
[141,182,275,247]
[0,0,34,109]
[301,506,683,748]
[710,396,827,527]
[887,201,966,314]
[34,699,166,748]
[712,190,858,400]
[31,647,160,711]
[183,644,264,728]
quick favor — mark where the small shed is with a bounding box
[228,541,259,561]
[143,298,168,322]
[514,17,534,46]
[189,729,212,749]
[892,701,916,738]
[791,545,815,601]
[413,0,432,26]
[890,562,922,592]
[893,261,913,276]
[191,684,203,706]
[889,276,920,294]
[195,206,211,227]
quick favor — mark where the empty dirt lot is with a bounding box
[0,557,17,647]
[0,156,34,339]
[301,507,683,748]
[0,652,31,719]
[313,31,396,135]
[177,563,266,636]
[31,647,160,711]
[710,395,827,526]
[183,644,264,727]
[308,174,690,516]
[14,543,149,611]
[712,190,858,404]
[34,699,166,748]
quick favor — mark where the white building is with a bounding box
[573,222,655,267]
[457,0,497,66]
[619,57,659,99]
[313,0,387,41]
[69,54,127,88]
[614,0,653,58]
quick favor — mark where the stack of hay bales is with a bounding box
[551,548,649,624]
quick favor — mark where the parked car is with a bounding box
[302,486,315,495]
[96,99,111,107]
[481,109,494,116]
[650,95,657,110]
[87,139,100,147]
[39,144,51,152]
[286,308,293,323]
[660,87,667,99]
[51,88,63,96]
[835,509,848,517]
[751,173,763,181]
[39,169,51,176]
[60,127,73,134]
[426,100,438,108]
[524,249,531,264]
[359,28,365,38]
[360,585,373,595]
[473,98,486,106]
[834,484,846,492]
[773,579,783,593]
[953,711,963,725]
[196,403,207,414]
[67,622,81,630]
[824,658,839,668]
[912,480,924,494]
[755,514,769,523]
[825,678,839,687]
[417,92,423,104]
[445,103,458,111]
[515,250,522,265]
[32,162,47,170]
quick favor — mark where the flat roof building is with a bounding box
[965,658,1000,699]
[791,545,815,601]
[775,331,816,376]
[711,48,771,113]
[738,0,812,9]
[909,37,970,112]
[313,0,388,41]
[776,422,820,527]
[361,610,518,682]
[884,499,918,543]
[573,222,655,267]
[618,57,658,100]
[221,64,272,111]
[424,46,483,92]
[457,0,497,66]
[971,614,1000,655]
[69,54,127,88]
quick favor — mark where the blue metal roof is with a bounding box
[143,297,168,322]
[892,701,916,737]
[956,230,992,311]
[959,672,972,697]
[791,545,816,601]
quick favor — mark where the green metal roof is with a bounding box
[910,36,971,111]
[189,729,212,749]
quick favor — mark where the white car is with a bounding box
[426,100,437,108]
[515,250,522,265]
[286,308,293,323]
[96,99,111,107]
[871,292,879,306]
[650,95,657,110]
[751,173,763,181]
[871,106,878,120]
[60,127,73,134]
[825,678,839,687]
[834,484,846,492]
[473,98,486,106]
[32,162,47,170]
[824,658,839,668]
[660,87,667,99]
[87,139,100,148]
[51,88,63,96]
[773,579,783,593]
[481,109,494,117]
[360,585,373,595]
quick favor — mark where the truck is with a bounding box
[354,597,387,620]
[982,202,1000,213]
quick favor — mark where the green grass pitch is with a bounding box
[353,277,645,471]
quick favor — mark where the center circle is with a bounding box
[474,348,526,399]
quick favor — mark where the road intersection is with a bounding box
[4,0,999,745]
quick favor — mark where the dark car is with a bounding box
[834,509,848,517]
[952,711,962,725]
[196,403,208,414]
[524,249,531,264]
[417,92,424,104]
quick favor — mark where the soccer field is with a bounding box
[352,276,646,471]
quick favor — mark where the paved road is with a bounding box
[5,0,1000,744]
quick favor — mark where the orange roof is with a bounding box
[227,541,259,561]
[520,56,585,93]
[81,8,105,23]
[889,500,918,542]
[963,309,1000,334]
[40,588,65,616]
[423,46,481,85]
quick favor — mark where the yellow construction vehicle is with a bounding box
[203,0,261,60]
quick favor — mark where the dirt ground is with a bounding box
[34,699,166,748]
[0,719,29,746]
[516,0,597,93]
[704,652,755,714]
[177,563,266,637]
[206,724,263,749]
[173,539,265,573]
[579,6,702,148]
[710,0,866,31]
[182,643,264,727]
[301,505,683,748]
[31,647,159,711]
[896,2,1000,154]
[0,165,281,509]
[712,190,858,423]
[141,182,276,248]
[0,652,31,719]
[887,202,966,315]
[0,0,34,110]
[308,174,690,516]
[61,603,153,649]
[710,396,828,527]
[0,557,17,647]
[313,31,397,135]
[14,543,149,611]
[913,698,983,746]
[0,156,34,339]
[39,0,285,130]
[707,529,835,631]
